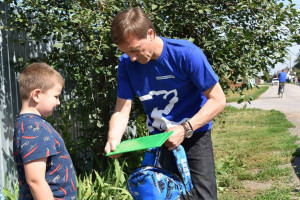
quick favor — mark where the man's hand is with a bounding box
[104,138,123,158]
[164,125,185,151]
[104,97,132,158]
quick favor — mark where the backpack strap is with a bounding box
[141,147,159,166]
[141,145,193,193]
[172,145,193,192]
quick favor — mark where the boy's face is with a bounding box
[36,82,63,118]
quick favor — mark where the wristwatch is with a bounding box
[181,120,194,138]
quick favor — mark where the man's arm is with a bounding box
[104,97,132,158]
[190,82,226,130]
[165,82,226,150]
[24,158,54,200]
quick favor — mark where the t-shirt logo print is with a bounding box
[140,89,187,132]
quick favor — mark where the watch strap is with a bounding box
[181,121,193,138]
[181,122,189,133]
[186,120,193,131]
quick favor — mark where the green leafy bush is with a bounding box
[77,159,132,200]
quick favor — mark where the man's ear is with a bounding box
[147,29,155,40]
[31,89,42,103]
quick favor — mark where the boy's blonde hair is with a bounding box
[18,62,64,100]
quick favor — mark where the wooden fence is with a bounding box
[0,2,54,190]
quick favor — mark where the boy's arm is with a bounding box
[24,158,54,200]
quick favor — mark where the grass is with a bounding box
[213,106,299,199]
[226,86,269,103]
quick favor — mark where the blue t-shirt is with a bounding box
[278,72,287,83]
[13,114,77,200]
[117,37,219,134]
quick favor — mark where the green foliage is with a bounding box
[2,184,18,200]
[2,159,132,199]
[294,50,300,70]
[142,0,300,91]
[77,159,132,200]
[3,0,300,175]
[294,69,300,82]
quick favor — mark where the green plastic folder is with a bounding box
[106,131,174,156]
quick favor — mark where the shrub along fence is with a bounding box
[0,2,71,190]
[0,1,107,190]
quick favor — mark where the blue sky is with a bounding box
[272,0,300,73]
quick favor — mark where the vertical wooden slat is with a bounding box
[0,2,18,190]
[0,2,6,191]
[0,2,84,191]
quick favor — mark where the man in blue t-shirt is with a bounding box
[278,69,287,95]
[104,7,226,200]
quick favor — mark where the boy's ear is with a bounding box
[31,89,42,103]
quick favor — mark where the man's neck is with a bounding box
[151,36,164,60]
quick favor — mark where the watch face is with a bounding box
[185,130,193,138]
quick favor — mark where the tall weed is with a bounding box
[77,159,132,200]
[3,159,132,200]
[2,184,18,200]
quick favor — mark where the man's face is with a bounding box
[117,30,154,64]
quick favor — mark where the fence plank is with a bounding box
[0,2,18,190]
[0,2,84,191]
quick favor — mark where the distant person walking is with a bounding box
[278,69,287,95]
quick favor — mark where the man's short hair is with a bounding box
[111,7,156,45]
[18,62,64,100]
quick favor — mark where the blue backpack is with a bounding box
[127,145,193,200]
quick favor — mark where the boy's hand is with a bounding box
[104,139,123,158]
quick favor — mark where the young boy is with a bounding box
[13,63,77,200]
